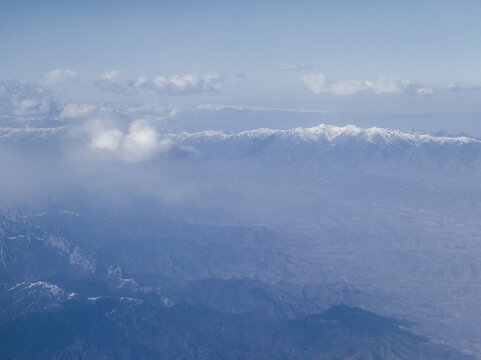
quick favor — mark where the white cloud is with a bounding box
[94,71,224,96]
[43,69,78,86]
[101,70,121,81]
[60,103,97,119]
[303,73,433,96]
[302,73,330,94]
[90,128,123,151]
[417,87,434,95]
[135,73,224,95]
[364,77,416,94]
[123,121,162,160]
[330,80,367,96]
[303,73,367,95]
[88,120,172,162]
[276,63,313,72]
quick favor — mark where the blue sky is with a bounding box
[2,0,481,112]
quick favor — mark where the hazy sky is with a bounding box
[2,0,481,112]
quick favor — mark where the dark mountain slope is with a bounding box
[0,299,470,360]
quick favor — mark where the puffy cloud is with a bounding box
[364,77,417,94]
[303,73,481,96]
[303,73,433,96]
[329,79,367,96]
[303,73,367,95]
[135,73,224,95]
[0,80,58,119]
[90,127,123,151]
[60,103,97,119]
[123,121,164,160]
[275,63,313,72]
[88,120,172,162]
[94,71,224,96]
[43,69,78,86]
[302,73,329,94]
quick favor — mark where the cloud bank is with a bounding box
[93,71,224,96]
[303,73,433,96]
[134,73,224,95]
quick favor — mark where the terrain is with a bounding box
[1,114,480,358]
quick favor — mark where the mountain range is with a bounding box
[0,121,480,358]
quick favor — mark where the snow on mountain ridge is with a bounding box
[175,124,480,146]
[8,281,65,297]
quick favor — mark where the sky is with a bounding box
[1,0,481,112]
